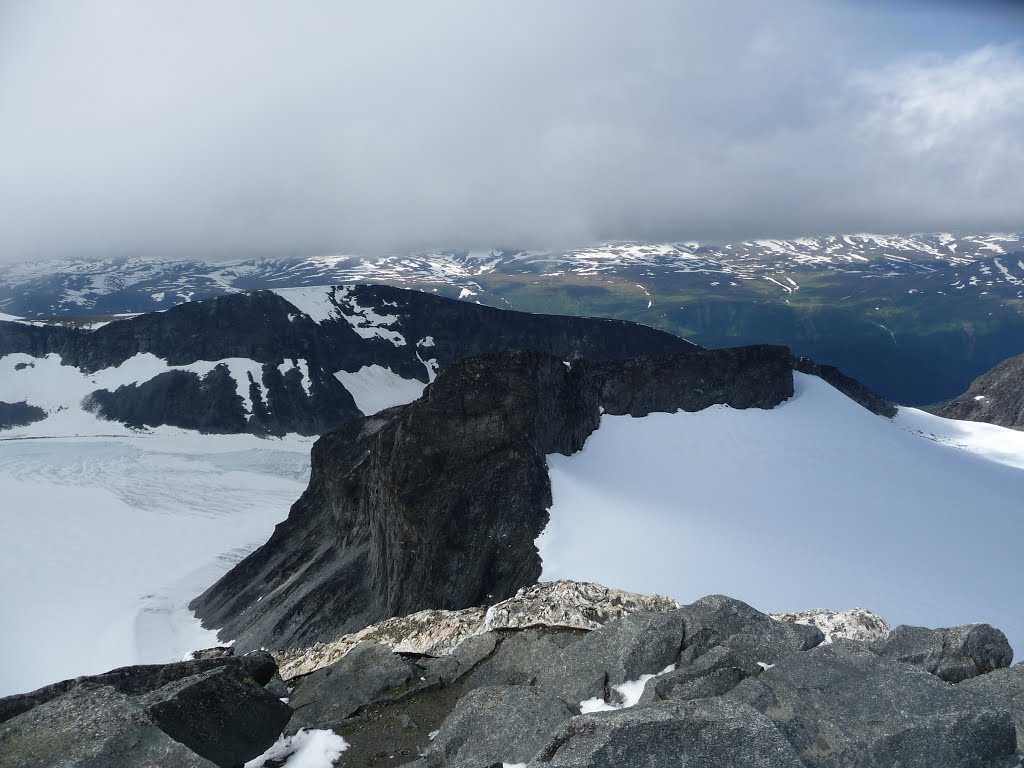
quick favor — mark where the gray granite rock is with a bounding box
[530,698,805,767]
[420,685,574,767]
[638,645,752,704]
[0,684,217,768]
[872,623,1013,683]
[677,594,823,666]
[141,667,291,767]
[287,641,420,730]
[726,639,1017,767]
[959,663,1024,754]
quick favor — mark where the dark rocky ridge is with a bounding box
[0,284,699,435]
[937,351,1024,429]
[192,346,892,654]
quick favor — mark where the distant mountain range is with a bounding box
[2,232,1022,405]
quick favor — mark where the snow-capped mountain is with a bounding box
[2,232,1023,407]
[2,233,1021,318]
[0,284,694,437]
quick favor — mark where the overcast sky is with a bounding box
[0,0,1022,262]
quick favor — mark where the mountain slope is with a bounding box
[0,284,696,436]
[936,352,1024,429]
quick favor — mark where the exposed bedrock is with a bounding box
[937,351,1024,429]
[0,650,289,768]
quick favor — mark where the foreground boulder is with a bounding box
[960,664,1024,748]
[0,652,290,768]
[676,594,824,667]
[0,684,218,768]
[726,639,1017,767]
[871,623,1013,682]
[533,698,806,768]
[287,642,422,731]
[0,649,277,726]
[419,685,575,767]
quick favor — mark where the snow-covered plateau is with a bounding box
[0,425,313,696]
[540,372,1024,654]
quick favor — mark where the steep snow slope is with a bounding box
[0,430,312,696]
[541,373,1024,652]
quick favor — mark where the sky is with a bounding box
[0,0,1022,263]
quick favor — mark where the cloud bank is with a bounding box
[0,0,1021,262]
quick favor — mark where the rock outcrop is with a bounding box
[0,650,290,768]
[266,594,1018,767]
[871,623,1014,683]
[0,401,46,430]
[771,607,892,643]
[275,581,679,680]
[937,351,1024,429]
[190,346,810,652]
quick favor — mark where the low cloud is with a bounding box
[0,0,1021,263]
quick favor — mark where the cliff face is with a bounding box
[191,345,807,652]
[0,284,698,435]
[937,352,1024,429]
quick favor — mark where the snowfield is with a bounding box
[541,373,1024,654]
[0,428,312,696]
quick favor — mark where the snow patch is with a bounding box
[244,728,349,768]
[334,365,426,415]
[272,286,340,323]
[579,664,675,713]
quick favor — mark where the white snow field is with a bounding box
[334,364,427,416]
[541,373,1024,654]
[0,427,313,696]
